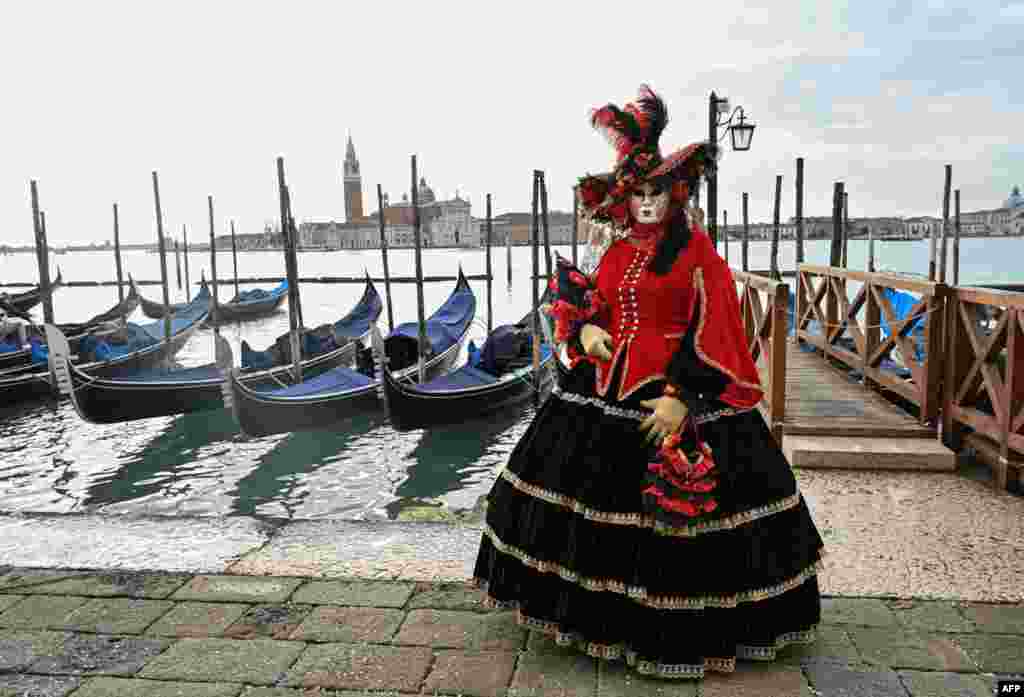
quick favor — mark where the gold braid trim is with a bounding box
[736,629,819,660]
[693,268,763,393]
[549,384,755,425]
[472,583,819,679]
[499,467,804,538]
[505,602,735,678]
[479,523,827,609]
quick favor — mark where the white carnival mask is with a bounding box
[629,185,671,224]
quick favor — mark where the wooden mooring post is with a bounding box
[827,182,844,334]
[150,172,173,345]
[723,210,729,265]
[795,157,805,266]
[841,191,849,269]
[953,189,961,286]
[29,181,55,325]
[411,155,427,384]
[571,185,579,267]
[540,174,552,279]
[174,239,182,292]
[377,184,395,332]
[207,195,221,336]
[742,192,749,272]
[1,274,495,289]
[38,212,56,326]
[940,164,951,284]
[868,225,876,273]
[113,203,125,305]
[182,225,191,294]
[230,220,240,301]
[531,171,542,406]
[276,157,303,384]
[486,193,494,334]
[506,207,512,288]
[771,175,782,281]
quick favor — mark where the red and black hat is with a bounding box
[578,85,715,230]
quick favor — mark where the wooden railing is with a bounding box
[943,286,1024,489]
[732,269,789,446]
[795,265,946,426]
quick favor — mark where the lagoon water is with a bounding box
[1,237,1021,521]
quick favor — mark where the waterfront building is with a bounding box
[428,193,474,247]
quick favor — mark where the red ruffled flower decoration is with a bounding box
[542,254,607,346]
[545,291,606,344]
[641,426,720,521]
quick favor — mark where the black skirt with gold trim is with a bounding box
[472,360,825,680]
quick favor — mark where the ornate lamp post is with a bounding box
[706,91,756,246]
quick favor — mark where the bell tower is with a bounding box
[343,134,364,222]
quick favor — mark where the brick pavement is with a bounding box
[0,568,1021,696]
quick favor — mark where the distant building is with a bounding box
[429,193,474,247]
[343,135,364,223]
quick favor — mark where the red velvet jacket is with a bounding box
[566,224,763,409]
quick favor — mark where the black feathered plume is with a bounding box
[636,84,668,150]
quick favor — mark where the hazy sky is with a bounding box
[2,0,1021,245]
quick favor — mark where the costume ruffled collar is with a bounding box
[627,221,667,251]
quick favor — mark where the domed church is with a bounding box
[1006,185,1023,210]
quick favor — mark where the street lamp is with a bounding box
[706,91,756,246]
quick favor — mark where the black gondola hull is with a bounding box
[0,286,141,373]
[1,326,197,407]
[65,339,358,424]
[228,342,463,437]
[7,299,207,407]
[61,277,379,423]
[4,271,63,315]
[381,358,557,431]
[142,289,285,322]
[216,292,287,321]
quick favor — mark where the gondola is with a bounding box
[140,277,287,322]
[378,290,557,431]
[2,283,210,406]
[218,280,288,321]
[217,269,477,437]
[0,278,142,373]
[44,276,383,424]
[0,269,63,315]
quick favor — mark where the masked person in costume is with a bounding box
[472,85,826,680]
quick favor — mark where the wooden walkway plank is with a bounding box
[757,340,953,470]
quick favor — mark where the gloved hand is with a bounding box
[580,323,614,361]
[639,395,689,445]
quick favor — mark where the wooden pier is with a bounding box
[733,265,1024,479]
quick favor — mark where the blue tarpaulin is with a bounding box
[334,284,384,341]
[231,280,287,304]
[878,287,926,362]
[254,365,373,397]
